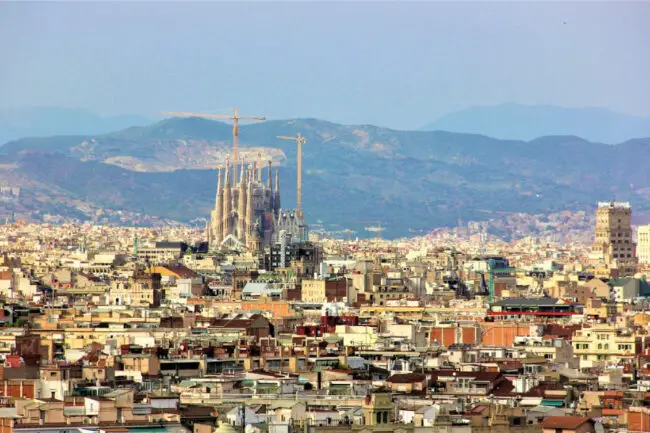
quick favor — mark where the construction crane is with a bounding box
[160,108,265,175]
[276,132,307,214]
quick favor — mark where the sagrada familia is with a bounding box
[209,155,306,252]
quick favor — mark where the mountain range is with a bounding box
[421,103,650,144]
[0,107,151,147]
[1,114,649,238]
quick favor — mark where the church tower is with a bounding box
[362,393,393,425]
[222,156,232,239]
[245,165,255,250]
[212,166,223,246]
[237,158,247,242]
[274,169,281,214]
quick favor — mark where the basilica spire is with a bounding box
[224,155,230,186]
[222,155,232,238]
[215,166,222,204]
[213,166,224,246]
[246,164,255,249]
[237,158,247,241]
[274,169,281,214]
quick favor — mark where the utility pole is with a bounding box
[160,108,266,176]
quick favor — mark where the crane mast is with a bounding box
[160,108,265,175]
[277,132,307,214]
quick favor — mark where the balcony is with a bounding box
[64,406,99,417]
[573,348,634,356]
[133,404,152,416]
[447,384,490,395]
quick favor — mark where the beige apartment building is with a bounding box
[572,325,639,363]
[591,202,637,277]
[301,278,348,303]
[109,271,162,307]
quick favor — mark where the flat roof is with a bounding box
[492,298,561,307]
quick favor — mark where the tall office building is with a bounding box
[637,224,650,265]
[591,201,637,276]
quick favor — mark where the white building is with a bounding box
[638,224,650,264]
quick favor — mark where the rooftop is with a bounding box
[540,416,592,429]
[492,297,561,307]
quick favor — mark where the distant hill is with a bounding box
[2,117,650,238]
[0,107,151,147]
[421,103,650,144]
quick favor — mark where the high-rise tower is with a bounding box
[591,201,637,277]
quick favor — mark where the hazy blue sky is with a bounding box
[1,1,649,129]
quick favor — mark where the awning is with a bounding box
[541,399,565,407]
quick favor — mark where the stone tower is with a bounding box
[592,201,637,276]
[237,159,247,240]
[362,392,393,426]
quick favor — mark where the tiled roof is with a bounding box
[540,416,591,429]
[161,264,199,279]
[386,373,426,384]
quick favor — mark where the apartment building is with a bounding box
[638,224,650,265]
[572,325,639,363]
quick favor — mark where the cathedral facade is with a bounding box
[209,155,306,252]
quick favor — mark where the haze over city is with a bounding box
[1,1,650,129]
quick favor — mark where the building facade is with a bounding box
[591,202,637,277]
[572,325,639,363]
[638,224,650,265]
[302,278,348,303]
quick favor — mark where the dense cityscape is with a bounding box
[3,2,650,433]
[1,112,650,433]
